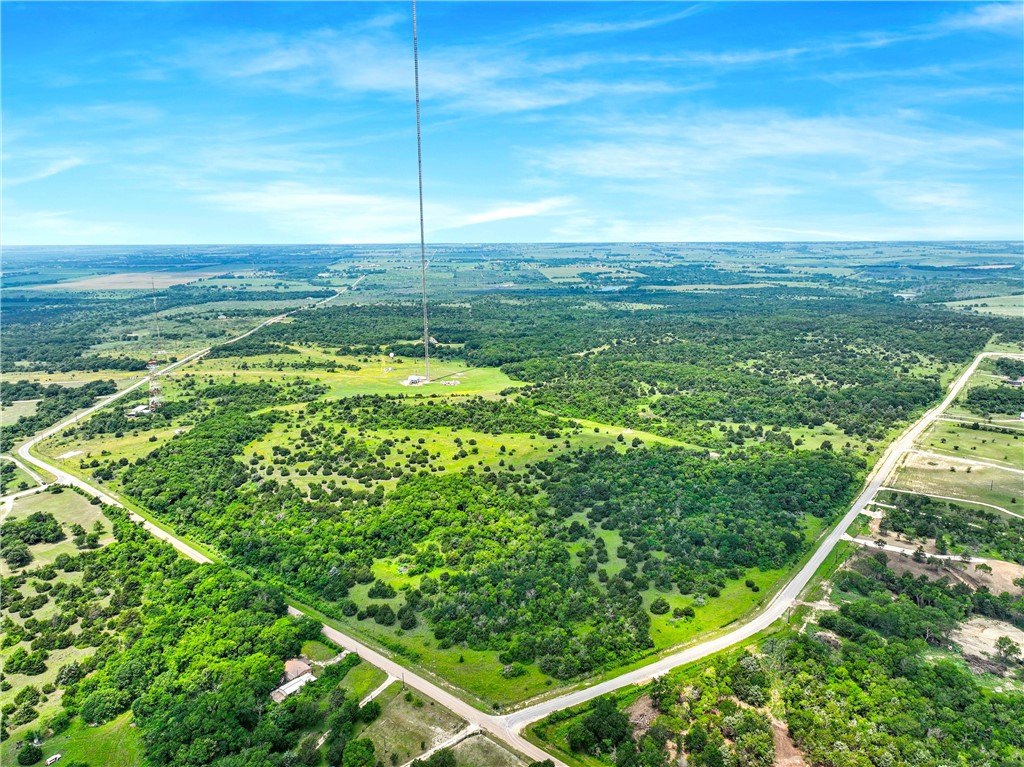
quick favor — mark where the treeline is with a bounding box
[882,493,1024,564]
[540,445,862,591]
[965,384,1024,416]
[0,380,117,449]
[313,394,564,435]
[0,281,329,372]
[2,506,340,767]
[252,292,1005,441]
[794,556,1024,765]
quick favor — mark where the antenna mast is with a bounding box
[150,279,165,357]
[412,0,430,381]
[147,280,163,412]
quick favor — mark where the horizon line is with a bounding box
[4,238,1023,249]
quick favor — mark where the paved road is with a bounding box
[495,349,999,745]
[1,453,47,486]
[14,293,342,564]
[8,334,1013,766]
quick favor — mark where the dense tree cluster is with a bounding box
[541,445,862,592]
[0,380,117,449]
[1,507,341,766]
[787,558,1024,765]
[541,557,1024,767]
[2,511,65,569]
[964,384,1024,416]
[314,394,564,435]
[882,493,1024,564]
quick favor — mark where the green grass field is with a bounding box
[1,399,41,423]
[890,453,1021,512]
[358,682,467,766]
[345,661,390,701]
[945,293,1024,319]
[917,420,1023,470]
[301,639,341,662]
[0,488,114,577]
[0,713,144,767]
[2,463,40,493]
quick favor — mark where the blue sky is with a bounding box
[3,1,1022,244]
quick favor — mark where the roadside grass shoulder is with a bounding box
[357,682,466,766]
[302,639,340,662]
[345,662,389,701]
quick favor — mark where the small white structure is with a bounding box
[46,756,63,766]
[270,672,315,703]
[126,403,151,418]
[401,375,428,386]
[270,658,314,703]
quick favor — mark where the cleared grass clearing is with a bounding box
[645,566,787,650]
[39,421,189,471]
[20,267,230,291]
[1,399,40,423]
[0,370,142,388]
[301,639,340,662]
[345,662,390,701]
[890,452,1022,511]
[193,351,523,399]
[945,293,1024,318]
[0,712,144,767]
[0,488,114,577]
[451,734,527,767]
[358,682,466,766]
[918,420,1023,469]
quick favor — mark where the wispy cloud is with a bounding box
[4,157,88,187]
[935,3,1024,33]
[540,6,705,38]
[452,197,575,229]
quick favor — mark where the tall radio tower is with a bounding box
[147,280,163,412]
[412,0,430,381]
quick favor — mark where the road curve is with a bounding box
[14,295,342,563]
[8,326,1010,766]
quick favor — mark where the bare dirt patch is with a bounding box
[27,268,228,292]
[856,545,1024,594]
[625,694,658,739]
[951,617,1024,662]
[772,718,807,767]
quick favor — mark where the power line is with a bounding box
[412,0,430,381]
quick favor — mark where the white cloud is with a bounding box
[452,197,575,228]
[936,3,1024,32]
[4,157,87,186]
[541,6,705,38]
